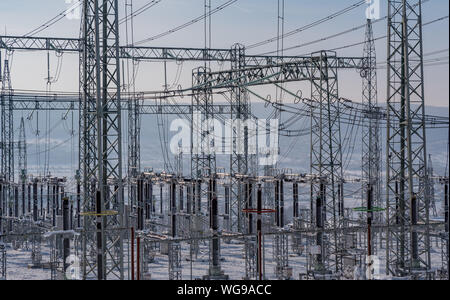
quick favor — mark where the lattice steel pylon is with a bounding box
[229,44,249,233]
[385,0,431,276]
[1,58,13,220]
[191,67,216,214]
[1,59,14,182]
[361,18,382,243]
[80,0,124,280]
[125,0,141,214]
[309,50,344,274]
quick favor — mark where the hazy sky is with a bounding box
[1,0,449,107]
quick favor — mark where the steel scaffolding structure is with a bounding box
[1,58,13,216]
[18,118,27,187]
[229,44,249,233]
[309,51,344,274]
[191,67,216,216]
[361,18,382,254]
[80,0,124,280]
[385,0,431,277]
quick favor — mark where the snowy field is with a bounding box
[2,230,447,280]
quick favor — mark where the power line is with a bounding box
[329,15,449,52]
[258,16,387,55]
[119,0,162,25]
[257,1,443,56]
[23,0,82,37]
[259,15,449,55]
[247,0,367,50]
[134,0,237,45]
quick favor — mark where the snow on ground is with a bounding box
[3,234,446,280]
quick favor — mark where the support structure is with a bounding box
[385,0,431,277]
[18,118,27,207]
[191,67,216,213]
[309,51,344,274]
[80,0,124,280]
[229,44,249,233]
[1,58,13,216]
[361,18,382,228]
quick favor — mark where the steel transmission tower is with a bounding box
[1,58,14,183]
[309,50,344,274]
[79,0,124,280]
[1,58,14,218]
[125,0,141,219]
[191,67,216,212]
[385,0,431,276]
[229,44,249,233]
[361,18,382,249]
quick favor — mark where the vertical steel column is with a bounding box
[229,44,248,233]
[293,182,299,219]
[63,197,70,275]
[224,185,230,229]
[160,183,163,215]
[179,184,184,212]
[80,0,124,280]
[33,179,38,222]
[362,18,382,224]
[1,59,14,201]
[14,185,18,218]
[191,66,216,219]
[18,117,27,216]
[386,0,430,276]
[126,2,141,217]
[171,180,176,238]
[256,185,263,280]
[314,181,326,272]
[310,50,343,273]
[137,177,144,230]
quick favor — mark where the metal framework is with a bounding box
[385,0,431,277]
[361,18,382,251]
[309,51,344,274]
[80,0,124,280]
[0,35,333,66]
[0,0,447,281]
[0,243,6,280]
[191,67,216,215]
[229,44,249,233]
[18,118,27,185]
[1,58,13,220]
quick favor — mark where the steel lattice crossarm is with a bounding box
[8,92,233,114]
[0,35,233,60]
[193,56,366,89]
[120,45,232,62]
[0,35,340,66]
[0,36,80,52]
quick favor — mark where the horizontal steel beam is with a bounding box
[9,93,232,115]
[194,56,366,89]
[0,35,342,66]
